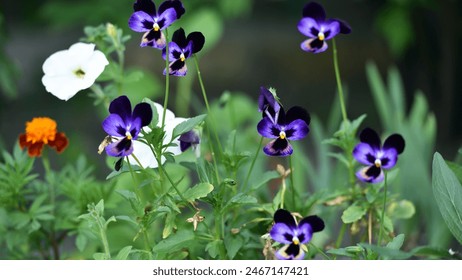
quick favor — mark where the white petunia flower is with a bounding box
[128,102,191,169]
[42,42,109,101]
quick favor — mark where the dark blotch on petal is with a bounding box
[383,134,405,154]
[359,127,381,149]
[365,165,381,178]
[302,2,326,21]
[133,103,153,127]
[274,209,297,228]
[109,96,132,122]
[285,243,302,259]
[299,215,325,233]
[158,0,185,19]
[172,28,187,48]
[187,32,205,54]
[134,0,156,16]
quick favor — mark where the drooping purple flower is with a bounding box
[179,129,200,152]
[270,209,325,260]
[258,86,281,124]
[162,28,205,76]
[257,106,310,157]
[102,96,153,157]
[353,128,405,183]
[297,2,351,53]
[128,0,185,49]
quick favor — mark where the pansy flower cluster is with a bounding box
[128,0,205,76]
[270,209,325,260]
[257,87,310,156]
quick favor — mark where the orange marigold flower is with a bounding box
[18,117,69,157]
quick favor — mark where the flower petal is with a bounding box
[359,128,381,150]
[285,119,309,140]
[128,11,153,32]
[128,138,159,168]
[299,215,325,233]
[257,117,279,138]
[379,148,398,169]
[270,223,294,244]
[302,2,326,21]
[141,29,165,48]
[171,28,187,48]
[105,138,133,157]
[187,31,205,54]
[165,59,187,76]
[275,244,304,260]
[102,114,126,137]
[158,0,185,19]
[274,209,297,227]
[300,38,328,53]
[133,102,153,127]
[319,20,340,40]
[109,96,132,122]
[334,18,352,34]
[157,7,177,29]
[263,138,293,156]
[258,86,281,114]
[285,106,311,126]
[295,222,313,244]
[356,165,384,183]
[48,132,69,153]
[353,142,377,165]
[383,133,405,154]
[297,17,319,38]
[133,0,157,17]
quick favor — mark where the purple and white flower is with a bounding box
[270,209,325,260]
[353,127,405,183]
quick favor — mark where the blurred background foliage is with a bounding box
[0,0,461,257]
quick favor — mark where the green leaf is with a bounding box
[223,193,257,213]
[171,114,207,141]
[386,234,405,251]
[225,235,244,259]
[152,230,195,254]
[432,152,462,244]
[250,171,280,191]
[93,253,110,260]
[182,183,214,202]
[387,200,415,219]
[341,205,367,224]
[115,246,132,260]
[205,240,223,259]
[447,161,462,184]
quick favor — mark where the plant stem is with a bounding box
[335,223,347,248]
[289,155,296,208]
[161,29,170,130]
[332,38,348,124]
[309,243,331,260]
[243,136,263,192]
[378,172,388,245]
[368,209,373,244]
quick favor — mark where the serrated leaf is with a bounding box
[341,205,367,224]
[182,183,214,202]
[171,114,207,140]
[223,193,257,213]
[224,235,244,259]
[432,152,462,244]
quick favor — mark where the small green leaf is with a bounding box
[115,246,132,260]
[341,205,367,224]
[225,235,244,259]
[182,183,214,202]
[387,200,415,219]
[250,171,280,191]
[205,240,223,259]
[386,234,405,251]
[152,230,195,254]
[171,114,207,140]
[432,152,462,244]
[93,253,109,260]
[223,193,257,213]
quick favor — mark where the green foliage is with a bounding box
[432,152,462,245]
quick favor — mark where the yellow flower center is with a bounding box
[318,32,325,41]
[279,131,286,139]
[292,236,300,245]
[153,23,160,31]
[25,117,57,144]
[180,53,186,62]
[125,131,133,140]
[375,159,382,168]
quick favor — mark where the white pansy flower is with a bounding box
[128,102,190,169]
[42,42,109,101]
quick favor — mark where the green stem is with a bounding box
[242,136,263,192]
[161,29,170,130]
[309,243,331,260]
[280,177,286,209]
[335,223,347,248]
[332,38,348,124]
[193,55,223,155]
[289,155,296,209]
[378,172,388,245]
[98,222,111,259]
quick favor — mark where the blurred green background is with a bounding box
[0,0,461,252]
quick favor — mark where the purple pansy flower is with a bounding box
[258,86,281,124]
[353,128,405,183]
[162,28,205,76]
[128,0,185,49]
[257,105,310,157]
[270,209,325,260]
[297,2,351,53]
[179,129,200,153]
[102,96,153,157]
